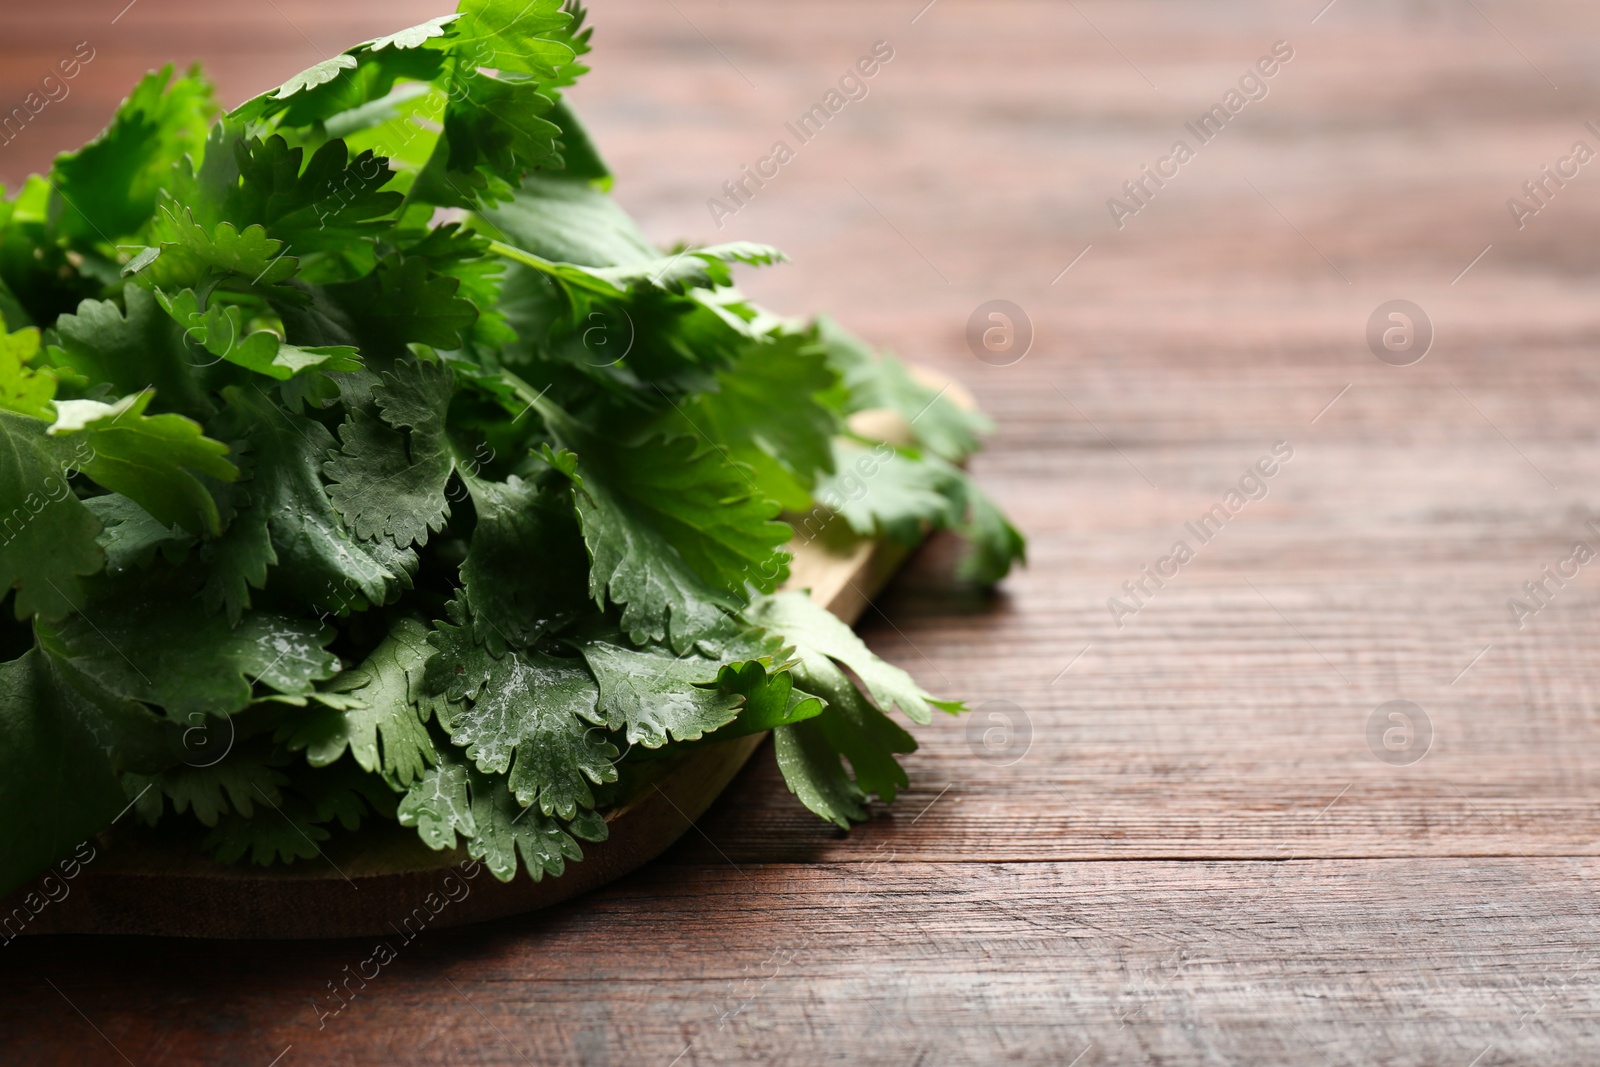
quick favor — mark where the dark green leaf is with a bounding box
[576,636,742,748]
[0,411,104,621]
[281,617,438,787]
[39,581,340,720]
[324,358,457,548]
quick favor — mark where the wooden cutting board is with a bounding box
[8,380,966,940]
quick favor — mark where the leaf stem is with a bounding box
[484,240,621,297]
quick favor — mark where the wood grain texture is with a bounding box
[6,0,1600,1063]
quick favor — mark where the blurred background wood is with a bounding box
[6,0,1600,1063]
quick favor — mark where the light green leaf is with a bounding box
[273,55,359,99]
[667,331,839,511]
[50,66,216,244]
[49,390,239,536]
[746,591,961,726]
[142,207,300,290]
[479,174,657,268]
[156,288,361,381]
[0,317,55,420]
[454,0,575,78]
[368,15,459,51]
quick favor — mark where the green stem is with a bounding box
[484,240,621,297]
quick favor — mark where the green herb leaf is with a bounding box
[575,636,743,748]
[428,614,613,819]
[39,583,340,720]
[281,618,438,787]
[747,591,960,726]
[539,399,791,653]
[325,357,457,547]
[49,390,238,536]
[0,411,104,621]
[0,649,167,897]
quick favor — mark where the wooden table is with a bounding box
[5,1,1600,1063]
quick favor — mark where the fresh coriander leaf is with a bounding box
[141,207,301,292]
[324,358,456,547]
[281,617,437,787]
[49,390,238,536]
[794,654,916,806]
[202,802,328,865]
[0,317,56,419]
[226,136,404,257]
[746,591,961,726]
[773,717,868,828]
[45,287,213,418]
[50,66,216,245]
[39,582,341,720]
[459,473,589,650]
[667,331,839,512]
[398,753,475,850]
[710,659,825,738]
[768,617,923,828]
[544,95,611,185]
[275,56,359,100]
[0,410,104,621]
[932,457,1027,584]
[441,72,564,182]
[398,746,584,882]
[0,649,169,897]
[401,224,512,348]
[593,242,787,294]
[479,173,657,268]
[85,494,195,576]
[142,749,289,828]
[321,254,478,353]
[818,316,992,462]
[201,761,391,866]
[814,439,956,545]
[369,14,459,52]
[454,0,575,78]
[198,498,274,623]
[537,397,791,653]
[463,764,583,882]
[155,289,361,382]
[814,441,1024,584]
[575,636,742,748]
[427,614,613,818]
[232,22,448,130]
[209,387,417,618]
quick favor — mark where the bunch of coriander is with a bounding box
[0,1,1022,897]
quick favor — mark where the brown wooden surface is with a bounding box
[6,0,1600,1063]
